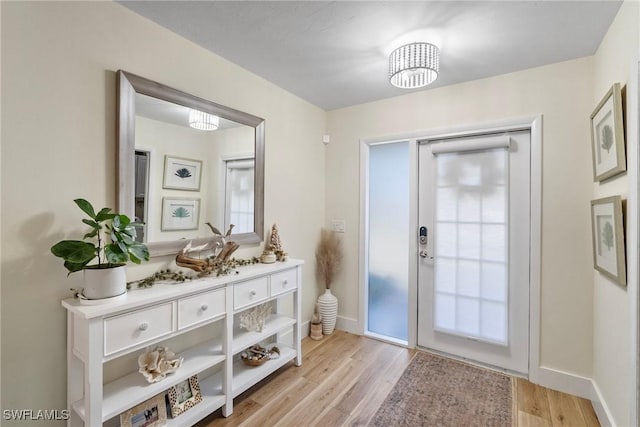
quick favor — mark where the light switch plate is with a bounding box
[331,219,346,233]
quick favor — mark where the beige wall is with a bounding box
[0,1,325,420]
[327,57,595,376]
[2,1,638,424]
[591,1,639,425]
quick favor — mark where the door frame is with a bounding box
[359,115,542,371]
[628,51,639,427]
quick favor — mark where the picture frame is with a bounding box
[161,198,200,231]
[167,375,203,418]
[590,196,626,286]
[163,155,202,191]
[590,83,626,181]
[120,393,167,427]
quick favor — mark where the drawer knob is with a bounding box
[201,304,209,311]
[282,279,288,287]
[138,322,149,331]
[249,289,257,298]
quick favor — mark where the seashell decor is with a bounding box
[239,303,272,332]
[138,346,183,383]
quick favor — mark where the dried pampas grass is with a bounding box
[315,228,343,289]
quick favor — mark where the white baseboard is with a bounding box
[590,380,615,427]
[335,315,360,334]
[300,320,309,338]
[530,366,615,426]
[278,320,310,346]
[530,365,592,399]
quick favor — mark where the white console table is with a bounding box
[62,259,303,426]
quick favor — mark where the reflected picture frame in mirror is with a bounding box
[117,70,264,256]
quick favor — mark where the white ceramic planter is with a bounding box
[317,289,338,335]
[82,264,127,300]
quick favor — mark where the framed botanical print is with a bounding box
[120,393,167,427]
[590,196,626,286]
[161,198,200,231]
[590,83,626,181]
[167,375,202,418]
[163,155,202,191]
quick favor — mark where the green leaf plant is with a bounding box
[51,199,150,274]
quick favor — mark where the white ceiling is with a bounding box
[120,1,622,111]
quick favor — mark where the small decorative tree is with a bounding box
[269,224,287,261]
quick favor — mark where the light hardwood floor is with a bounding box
[196,330,599,427]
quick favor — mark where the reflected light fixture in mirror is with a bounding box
[189,109,219,131]
[117,70,265,257]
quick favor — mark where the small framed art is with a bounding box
[120,393,167,427]
[590,83,625,181]
[163,155,202,191]
[161,198,200,231]
[167,375,203,418]
[590,196,626,286]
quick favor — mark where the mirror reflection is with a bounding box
[134,94,255,243]
[118,70,264,256]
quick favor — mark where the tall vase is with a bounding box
[317,288,338,335]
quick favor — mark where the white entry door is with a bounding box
[417,130,530,374]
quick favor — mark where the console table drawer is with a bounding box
[234,277,269,310]
[178,288,226,329]
[270,268,298,297]
[104,303,174,356]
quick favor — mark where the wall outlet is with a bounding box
[331,219,346,233]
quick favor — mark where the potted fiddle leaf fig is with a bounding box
[51,199,149,299]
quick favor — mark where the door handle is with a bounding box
[419,250,433,259]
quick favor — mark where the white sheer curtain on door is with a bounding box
[432,141,509,345]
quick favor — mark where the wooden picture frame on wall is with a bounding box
[590,196,626,286]
[590,83,626,181]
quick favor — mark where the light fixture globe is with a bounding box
[388,42,440,89]
[188,109,219,131]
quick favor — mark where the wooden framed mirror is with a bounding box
[117,70,264,256]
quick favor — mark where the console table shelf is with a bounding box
[233,314,296,354]
[63,259,303,426]
[232,344,296,397]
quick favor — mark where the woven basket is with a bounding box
[241,346,280,367]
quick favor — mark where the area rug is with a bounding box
[369,351,513,426]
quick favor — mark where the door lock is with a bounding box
[419,226,434,259]
[419,226,428,245]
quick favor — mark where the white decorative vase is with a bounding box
[317,288,338,335]
[82,264,127,300]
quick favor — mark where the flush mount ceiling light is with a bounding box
[388,42,440,89]
[188,109,219,131]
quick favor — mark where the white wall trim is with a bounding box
[628,50,640,427]
[592,379,615,427]
[407,140,419,349]
[359,137,417,345]
[531,366,593,399]
[280,320,310,344]
[358,139,369,336]
[336,315,359,335]
[355,115,557,382]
